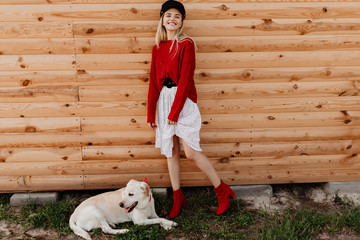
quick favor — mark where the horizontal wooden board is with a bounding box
[81,116,148,131]
[0,175,83,193]
[2,3,358,22]
[248,51,360,68]
[75,66,360,86]
[248,35,360,52]
[252,18,360,36]
[51,154,360,176]
[82,167,360,189]
[0,71,77,87]
[251,2,360,19]
[201,142,359,158]
[0,161,86,176]
[1,96,359,118]
[76,69,149,86]
[0,101,146,117]
[1,147,82,162]
[0,117,80,133]
[82,145,160,160]
[73,19,360,38]
[75,53,151,70]
[0,55,76,71]
[75,37,154,54]
[82,140,359,160]
[79,85,147,101]
[75,51,360,70]
[0,131,156,148]
[0,102,78,118]
[201,111,360,129]
[73,20,252,38]
[197,96,360,114]
[193,66,360,84]
[0,126,358,149]
[200,126,360,143]
[198,51,360,69]
[74,35,360,54]
[0,22,73,39]
[0,85,78,103]
[79,81,360,102]
[5,167,359,191]
[0,133,84,148]
[80,111,360,132]
[77,101,147,116]
[0,38,76,55]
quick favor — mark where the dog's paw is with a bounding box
[161,224,173,231]
[160,219,177,230]
[119,229,130,234]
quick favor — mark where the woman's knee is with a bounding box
[184,148,199,162]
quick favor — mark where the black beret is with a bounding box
[160,0,186,20]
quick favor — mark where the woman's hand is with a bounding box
[148,123,157,129]
[167,119,177,125]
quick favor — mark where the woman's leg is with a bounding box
[167,135,186,218]
[180,139,221,188]
[181,138,235,215]
[167,135,181,190]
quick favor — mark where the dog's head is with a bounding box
[119,179,151,213]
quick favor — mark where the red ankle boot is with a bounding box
[169,188,186,218]
[214,181,236,215]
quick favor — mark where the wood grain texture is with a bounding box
[2,3,357,22]
[79,80,360,102]
[0,147,82,162]
[0,117,80,133]
[0,22,73,39]
[0,1,359,192]
[73,35,360,54]
[0,86,78,102]
[0,71,77,87]
[0,55,76,71]
[0,38,76,55]
[0,175,83,193]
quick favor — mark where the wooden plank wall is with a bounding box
[0,0,359,192]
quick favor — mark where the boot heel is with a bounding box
[215,181,235,215]
[230,189,236,199]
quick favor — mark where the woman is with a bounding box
[147,0,235,218]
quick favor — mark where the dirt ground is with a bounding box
[1,183,360,240]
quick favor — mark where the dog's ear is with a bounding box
[140,182,150,197]
[127,179,136,186]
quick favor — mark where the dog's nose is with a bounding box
[119,202,124,208]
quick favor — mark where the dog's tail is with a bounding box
[69,213,92,240]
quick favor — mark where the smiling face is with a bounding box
[162,8,183,33]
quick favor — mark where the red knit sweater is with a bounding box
[147,38,197,123]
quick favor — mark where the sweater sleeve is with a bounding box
[168,40,196,122]
[147,45,160,123]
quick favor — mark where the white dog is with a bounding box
[69,179,177,240]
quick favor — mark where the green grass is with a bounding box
[20,200,78,232]
[1,187,360,239]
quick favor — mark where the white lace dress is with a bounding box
[155,86,202,157]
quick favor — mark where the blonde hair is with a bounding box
[155,15,197,55]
